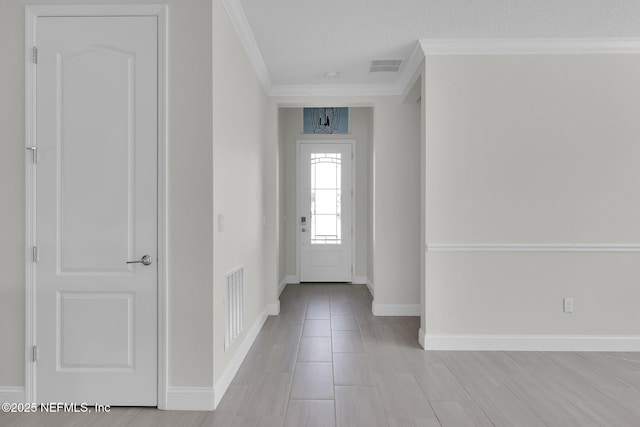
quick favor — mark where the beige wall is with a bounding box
[279,107,372,281]
[213,1,268,382]
[278,108,287,288]
[0,0,26,387]
[0,0,214,389]
[212,0,269,382]
[425,54,640,335]
[371,97,422,305]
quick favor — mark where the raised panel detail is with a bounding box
[57,292,134,371]
[57,47,135,274]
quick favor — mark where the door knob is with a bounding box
[126,255,153,266]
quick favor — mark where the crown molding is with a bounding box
[420,38,640,56]
[268,83,400,97]
[222,0,271,90]
[395,41,425,95]
[427,243,640,252]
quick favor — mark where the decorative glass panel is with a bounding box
[303,108,349,134]
[310,153,341,244]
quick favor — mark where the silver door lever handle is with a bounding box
[126,255,153,266]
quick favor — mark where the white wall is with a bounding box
[424,54,640,339]
[367,108,376,288]
[0,0,214,390]
[212,0,269,384]
[279,107,372,281]
[371,97,422,307]
[278,108,287,289]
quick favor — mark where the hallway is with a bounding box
[3,283,640,426]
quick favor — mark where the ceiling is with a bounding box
[233,0,640,94]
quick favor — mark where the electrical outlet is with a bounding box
[563,298,574,313]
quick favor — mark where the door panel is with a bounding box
[298,142,353,282]
[58,46,135,274]
[35,16,157,405]
[58,292,134,370]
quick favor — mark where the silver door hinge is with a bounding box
[33,47,38,64]
[26,146,37,163]
[32,345,38,362]
[32,246,38,263]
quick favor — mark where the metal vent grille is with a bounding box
[225,266,244,349]
[369,59,403,72]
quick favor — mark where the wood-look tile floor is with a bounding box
[4,283,640,426]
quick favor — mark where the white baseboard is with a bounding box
[418,328,426,349]
[371,302,420,316]
[353,276,367,284]
[267,301,280,315]
[366,278,374,295]
[278,277,287,296]
[212,305,269,409]
[0,387,25,403]
[285,275,299,284]
[165,387,214,411]
[423,334,640,351]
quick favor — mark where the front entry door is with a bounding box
[298,141,353,282]
[34,15,158,405]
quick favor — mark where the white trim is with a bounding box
[0,387,26,403]
[165,387,214,411]
[155,5,169,411]
[267,301,281,315]
[24,6,36,403]
[366,278,374,295]
[213,306,270,409]
[353,276,368,285]
[278,277,287,296]
[423,334,640,352]
[427,243,640,253]
[420,38,640,56]
[396,41,426,97]
[269,84,400,97]
[418,328,426,349]
[286,275,299,285]
[24,4,169,408]
[23,4,168,16]
[222,0,271,92]
[372,302,420,316]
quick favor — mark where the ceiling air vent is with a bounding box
[369,59,403,73]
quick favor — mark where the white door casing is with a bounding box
[298,141,354,282]
[25,6,167,406]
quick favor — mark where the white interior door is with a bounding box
[298,141,353,282]
[34,16,158,405]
